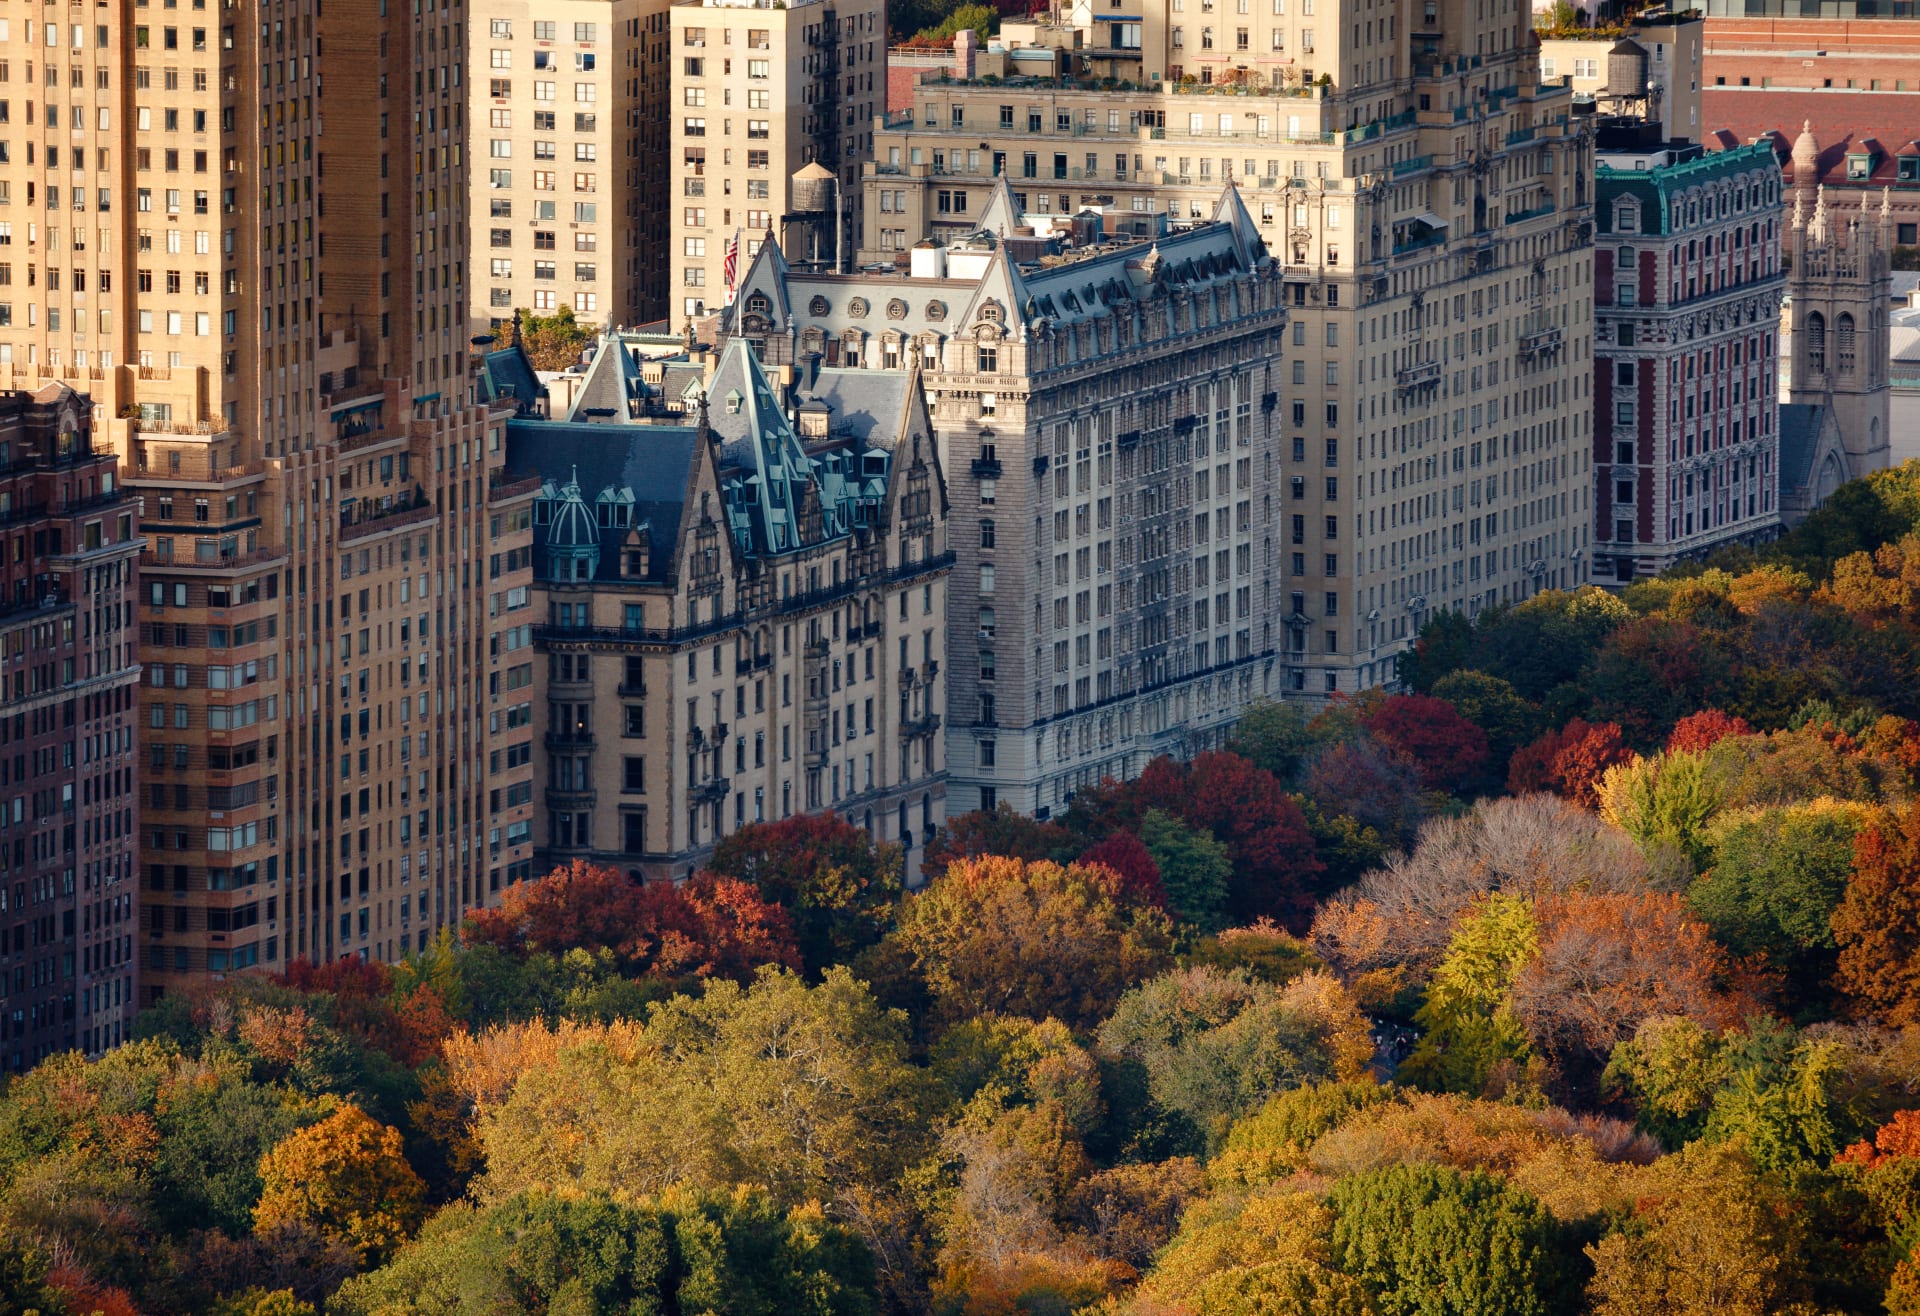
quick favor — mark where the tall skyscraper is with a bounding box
[467,0,673,334]
[0,0,536,996]
[668,0,886,320]
[0,384,141,1070]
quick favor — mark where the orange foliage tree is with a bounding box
[252,1105,427,1264]
[1833,802,1920,1024]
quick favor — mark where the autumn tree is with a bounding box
[1360,693,1491,793]
[465,860,801,982]
[475,969,936,1221]
[921,803,1079,874]
[492,305,594,371]
[1303,738,1428,852]
[1398,894,1540,1096]
[707,814,904,971]
[252,1104,427,1264]
[1075,828,1167,910]
[1665,709,1753,755]
[1596,751,1724,872]
[1834,801,1920,1025]
[887,856,1173,1031]
[1227,698,1329,784]
[1507,718,1634,806]
[1585,1142,1818,1316]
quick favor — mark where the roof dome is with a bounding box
[1792,120,1821,172]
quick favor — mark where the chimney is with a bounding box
[954,28,978,80]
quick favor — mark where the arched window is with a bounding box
[1837,312,1856,374]
[1807,311,1826,374]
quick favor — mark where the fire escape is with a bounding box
[808,5,841,178]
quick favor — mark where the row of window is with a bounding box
[489,19,600,41]
[489,48,597,71]
[486,110,597,133]
[485,79,597,103]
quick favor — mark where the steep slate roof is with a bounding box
[1777,402,1828,495]
[477,345,544,415]
[506,418,699,585]
[501,334,922,585]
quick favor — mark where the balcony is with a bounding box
[544,731,595,752]
[691,776,731,804]
[488,471,542,503]
[970,457,1003,478]
[1517,327,1564,361]
[339,489,435,542]
[1394,360,1442,392]
[902,711,943,737]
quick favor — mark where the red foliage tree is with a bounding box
[707,812,904,970]
[463,859,799,980]
[1068,752,1325,929]
[1664,709,1755,756]
[1507,718,1633,807]
[1359,693,1490,792]
[1076,829,1168,909]
[45,1267,140,1316]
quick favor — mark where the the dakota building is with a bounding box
[481,331,951,879]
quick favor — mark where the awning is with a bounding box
[1412,211,1448,228]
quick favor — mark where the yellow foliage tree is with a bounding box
[252,1104,427,1264]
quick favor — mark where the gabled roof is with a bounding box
[565,334,649,422]
[973,176,1025,239]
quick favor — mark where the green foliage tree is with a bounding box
[332,1187,877,1316]
[492,306,595,372]
[1140,808,1233,932]
[917,1,994,42]
[1399,894,1539,1096]
[1327,1163,1573,1316]
[1689,801,1869,990]
[1228,699,1324,783]
[1097,967,1367,1152]
[1596,751,1725,873]
[1432,670,1544,780]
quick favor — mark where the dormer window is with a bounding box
[1847,153,1872,180]
[725,389,742,414]
[1901,157,1920,182]
[1614,198,1640,233]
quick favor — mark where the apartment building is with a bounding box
[469,0,672,334]
[481,332,950,878]
[0,384,141,1071]
[668,0,886,320]
[854,6,1594,712]
[1537,10,1704,143]
[0,0,536,995]
[1590,131,1787,582]
[723,191,1292,816]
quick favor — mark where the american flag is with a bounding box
[722,232,739,304]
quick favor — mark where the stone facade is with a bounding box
[483,333,950,878]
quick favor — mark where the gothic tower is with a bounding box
[1786,123,1894,480]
